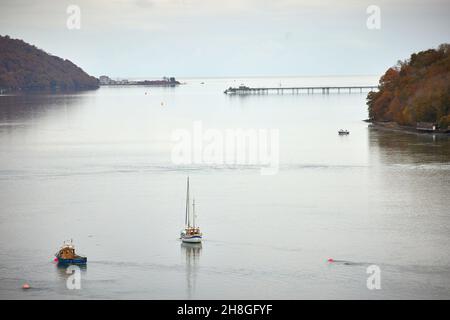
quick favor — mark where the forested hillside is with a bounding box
[367,44,450,128]
[0,35,98,92]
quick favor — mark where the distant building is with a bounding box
[136,77,180,86]
[99,76,178,86]
[116,79,130,85]
[416,122,437,131]
[99,75,113,85]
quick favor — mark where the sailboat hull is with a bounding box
[181,236,202,243]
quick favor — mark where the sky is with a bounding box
[0,0,449,78]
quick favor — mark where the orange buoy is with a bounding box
[22,283,30,289]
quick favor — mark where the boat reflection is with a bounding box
[55,263,87,284]
[181,242,202,298]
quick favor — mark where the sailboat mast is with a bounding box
[185,177,190,227]
[192,198,196,228]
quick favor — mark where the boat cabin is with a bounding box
[185,227,201,235]
[58,245,76,259]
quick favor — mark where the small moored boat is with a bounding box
[338,129,350,135]
[55,240,87,265]
[180,177,203,243]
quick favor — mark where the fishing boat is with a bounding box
[338,129,350,135]
[180,177,203,243]
[55,240,87,265]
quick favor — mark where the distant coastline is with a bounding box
[99,75,180,87]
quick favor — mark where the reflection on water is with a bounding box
[1,78,449,299]
[55,263,87,281]
[181,242,202,299]
[0,94,88,124]
[369,126,450,165]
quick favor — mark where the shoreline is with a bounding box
[0,87,99,95]
[366,120,450,137]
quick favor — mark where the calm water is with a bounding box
[0,76,449,299]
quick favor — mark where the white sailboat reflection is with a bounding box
[181,242,202,298]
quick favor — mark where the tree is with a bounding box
[367,44,450,127]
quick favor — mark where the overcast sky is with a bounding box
[1,0,449,78]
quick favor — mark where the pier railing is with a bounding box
[224,85,378,95]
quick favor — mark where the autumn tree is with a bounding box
[367,44,450,128]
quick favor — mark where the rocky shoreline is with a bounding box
[366,120,450,137]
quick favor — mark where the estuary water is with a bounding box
[0,76,449,299]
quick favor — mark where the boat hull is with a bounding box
[56,257,87,265]
[181,236,202,243]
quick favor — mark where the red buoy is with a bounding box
[327,258,334,262]
[53,257,58,262]
[22,283,30,289]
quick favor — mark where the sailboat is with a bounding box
[180,177,203,243]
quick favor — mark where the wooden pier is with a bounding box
[224,85,378,95]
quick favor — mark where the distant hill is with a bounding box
[367,44,450,129]
[0,35,99,92]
